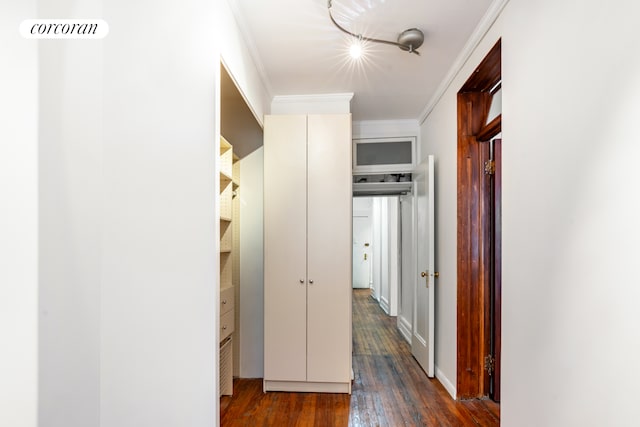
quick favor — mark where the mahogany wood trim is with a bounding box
[493,139,502,402]
[456,38,502,400]
[461,40,501,93]
[456,92,491,399]
[477,114,502,142]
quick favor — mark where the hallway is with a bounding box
[220,289,499,426]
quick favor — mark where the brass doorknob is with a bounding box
[434,272,440,278]
[421,271,427,277]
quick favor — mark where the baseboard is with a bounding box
[264,380,351,394]
[435,366,457,400]
[379,296,390,314]
[397,316,412,344]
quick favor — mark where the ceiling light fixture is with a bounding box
[328,0,424,56]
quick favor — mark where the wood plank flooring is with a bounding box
[220,289,499,426]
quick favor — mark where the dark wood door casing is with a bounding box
[456,39,501,400]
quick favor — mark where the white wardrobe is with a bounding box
[263,114,352,393]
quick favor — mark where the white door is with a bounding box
[352,216,372,288]
[412,155,435,377]
[263,115,308,381]
[306,114,352,383]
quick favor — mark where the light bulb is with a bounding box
[349,42,363,60]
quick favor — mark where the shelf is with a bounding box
[352,181,413,196]
[220,251,232,289]
[220,135,232,153]
[220,137,233,177]
[221,171,233,188]
[220,220,232,252]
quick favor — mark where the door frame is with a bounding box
[456,39,501,399]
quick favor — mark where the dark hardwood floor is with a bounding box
[221,289,500,426]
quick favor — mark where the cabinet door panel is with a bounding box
[264,115,308,381]
[306,114,352,383]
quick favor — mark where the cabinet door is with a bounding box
[306,114,352,383]
[264,115,308,381]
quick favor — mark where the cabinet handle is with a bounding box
[309,279,314,284]
[222,325,227,330]
[299,279,304,284]
[222,299,227,305]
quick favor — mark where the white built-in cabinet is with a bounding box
[263,114,352,393]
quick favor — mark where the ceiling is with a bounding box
[230,0,494,122]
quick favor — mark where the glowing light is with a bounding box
[349,42,363,60]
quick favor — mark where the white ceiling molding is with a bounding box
[225,0,274,100]
[418,0,510,125]
[271,93,354,115]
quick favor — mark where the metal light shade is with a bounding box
[397,28,424,53]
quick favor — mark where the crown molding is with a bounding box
[271,93,354,104]
[271,93,354,115]
[225,0,274,100]
[418,0,510,125]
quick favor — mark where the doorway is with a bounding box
[352,196,400,315]
[353,198,373,289]
[352,193,416,344]
[456,39,502,401]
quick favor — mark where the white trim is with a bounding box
[397,315,412,344]
[379,296,390,315]
[435,366,457,400]
[225,0,274,100]
[271,93,354,104]
[271,93,354,115]
[418,0,510,124]
[264,380,351,394]
[352,136,416,174]
[413,331,427,348]
[353,209,371,217]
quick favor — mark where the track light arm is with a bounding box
[327,0,424,55]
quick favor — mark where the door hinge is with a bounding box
[484,160,495,175]
[484,354,495,375]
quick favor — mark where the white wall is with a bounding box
[239,147,264,378]
[420,3,505,398]
[373,197,400,316]
[37,0,103,425]
[387,197,399,317]
[220,0,270,124]
[379,198,389,310]
[100,1,219,426]
[0,2,39,426]
[352,197,373,216]
[421,0,640,424]
[11,0,270,424]
[371,198,382,301]
[501,0,640,425]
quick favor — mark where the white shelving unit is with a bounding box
[219,136,236,397]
